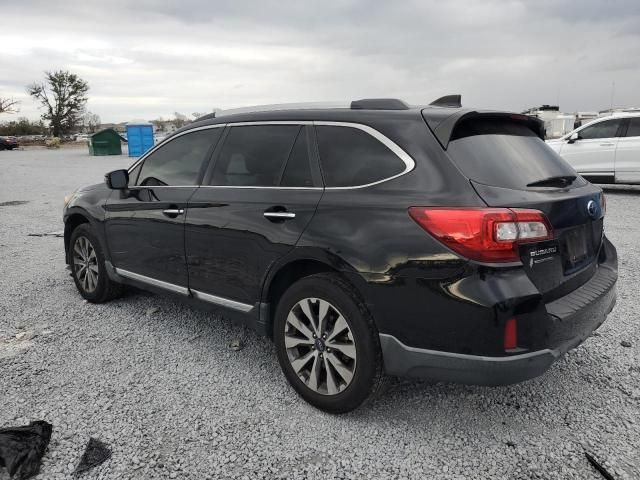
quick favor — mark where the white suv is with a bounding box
[546,112,640,184]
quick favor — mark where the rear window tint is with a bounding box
[625,118,640,137]
[281,129,314,187]
[447,117,585,190]
[315,126,406,187]
[209,125,300,187]
[451,118,538,140]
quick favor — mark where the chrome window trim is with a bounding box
[127,120,416,190]
[114,268,189,296]
[313,121,415,190]
[127,123,227,173]
[191,289,254,312]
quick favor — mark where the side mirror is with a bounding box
[567,132,579,144]
[105,169,129,189]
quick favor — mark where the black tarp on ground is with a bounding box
[0,421,52,480]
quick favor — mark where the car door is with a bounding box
[614,117,640,184]
[559,118,625,178]
[185,123,323,310]
[104,127,224,289]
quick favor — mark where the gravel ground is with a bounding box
[0,148,638,480]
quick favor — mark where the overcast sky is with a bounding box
[1,0,639,123]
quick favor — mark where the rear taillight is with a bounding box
[408,207,553,263]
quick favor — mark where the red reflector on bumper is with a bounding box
[504,318,518,350]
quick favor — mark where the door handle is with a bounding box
[264,211,296,219]
[163,208,185,217]
[599,143,615,147]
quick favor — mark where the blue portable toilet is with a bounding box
[126,122,154,157]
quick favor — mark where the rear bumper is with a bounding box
[380,253,617,385]
[380,334,558,385]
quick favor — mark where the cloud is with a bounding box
[1,0,639,122]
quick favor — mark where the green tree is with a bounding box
[26,70,89,137]
[0,117,46,136]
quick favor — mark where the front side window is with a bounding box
[128,161,142,186]
[209,125,301,186]
[137,128,222,186]
[578,119,623,140]
[315,126,406,187]
[625,117,640,137]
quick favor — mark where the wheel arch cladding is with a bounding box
[64,212,90,263]
[265,259,365,337]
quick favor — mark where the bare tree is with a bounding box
[83,111,101,133]
[0,97,20,114]
[26,70,89,137]
[170,112,189,129]
[150,117,165,132]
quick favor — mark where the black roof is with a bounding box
[179,96,544,148]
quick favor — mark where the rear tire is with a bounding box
[69,224,123,303]
[274,273,386,413]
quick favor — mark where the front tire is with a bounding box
[69,224,123,303]
[274,273,385,413]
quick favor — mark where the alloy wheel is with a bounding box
[284,297,357,395]
[73,236,99,293]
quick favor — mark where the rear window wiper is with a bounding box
[526,175,577,188]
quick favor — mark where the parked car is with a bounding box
[0,136,19,150]
[63,97,617,413]
[75,134,89,143]
[547,112,640,184]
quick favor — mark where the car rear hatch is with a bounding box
[425,110,605,300]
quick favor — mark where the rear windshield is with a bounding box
[447,117,585,190]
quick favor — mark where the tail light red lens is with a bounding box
[408,207,553,263]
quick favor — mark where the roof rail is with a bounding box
[215,102,350,117]
[429,95,462,108]
[350,98,409,110]
[194,112,216,122]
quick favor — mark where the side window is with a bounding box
[280,129,314,187]
[315,125,406,187]
[578,120,623,140]
[128,162,142,186]
[137,128,222,186]
[209,125,300,186]
[625,118,640,137]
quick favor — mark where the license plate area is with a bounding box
[562,224,590,273]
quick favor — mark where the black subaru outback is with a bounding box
[63,96,617,413]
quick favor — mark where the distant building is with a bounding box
[523,105,575,139]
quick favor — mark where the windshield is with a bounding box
[447,117,585,190]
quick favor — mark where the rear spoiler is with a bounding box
[422,109,545,149]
